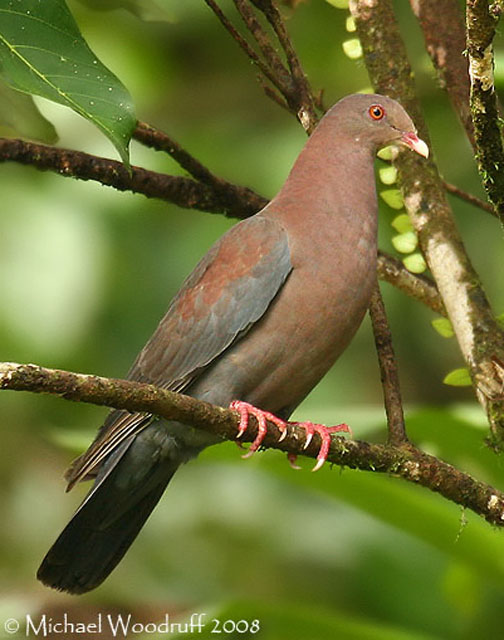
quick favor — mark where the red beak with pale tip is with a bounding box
[400,132,429,158]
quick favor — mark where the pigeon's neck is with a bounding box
[269,131,378,228]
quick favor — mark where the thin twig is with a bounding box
[253,0,303,80]
[233,0,291,89]
[377,251,445,315]
[443,180,496,217]
[257,76,290,110]
[3,360,504,526]
[203,0,285,93]
[133,122,266,209]
[249,0,319,131]
[208,0,318,131]
[412,0,504,222]
[134,122,222,186]
[369,283,409,446]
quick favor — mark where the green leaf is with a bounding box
[325,0,349,8]
[443,368,472,387]
[0,0,136,164]
[77,0,174,22]
[391,213,413,233]
[168,600,439,640]
[442,562,482,617]
[342,38,362,60]
[431,317,454,338]
[391,231,418,254]
[379,165,398,185]
[377,145,397,161]
[0,82,57,142]
[380,188,404,209]
[252,419,504,586]
[345,16,356,32]
[496,312,504,328]
[402,252,427,273]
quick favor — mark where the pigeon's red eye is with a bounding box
[369,105,385,120]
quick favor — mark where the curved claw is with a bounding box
[230,400,288,460]
[290,420,315,450]
[230,401,350,471]
[289,421,351,472]
[302,422,315,450]
[242,447,259,460]
[310,423,350,471]
[287,453,302,470]
[312,456,326,473]
[278,428,288,443]
[230,400,250,439]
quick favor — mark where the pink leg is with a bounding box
[229,400,351,470]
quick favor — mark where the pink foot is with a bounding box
[290,421,351,471]
[230,400,288,459]
[229,400,351,471]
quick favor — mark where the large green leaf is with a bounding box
[165,600,439,640]
[0,0,135,163]
[203,406,504,584]
[77,0,174,22]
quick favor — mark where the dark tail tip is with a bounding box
[37,481,169,594]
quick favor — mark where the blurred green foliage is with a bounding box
[1,1,504,638]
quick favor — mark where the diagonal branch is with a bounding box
[203,0,287,95]
[2,360,504,526]
[350,0,504,447]
[377,251,445,315]
[443,181,496,217]
[234,0,292,89]
[132,121,267,212]
[247,0,319,130]
[134,121,227,187]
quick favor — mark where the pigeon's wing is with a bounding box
[66,214,292,488]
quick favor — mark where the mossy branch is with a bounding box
[2,361,504,526]
[466,0,504,225]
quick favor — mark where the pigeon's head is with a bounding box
[331,93,429,158]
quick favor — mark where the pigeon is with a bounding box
[38,93,428,593]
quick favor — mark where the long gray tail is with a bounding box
[37,432,179,594]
